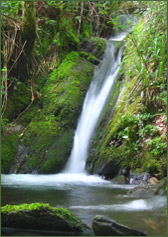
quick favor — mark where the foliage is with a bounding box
[147,137,167,156]
[1,1,21,17]
[92,1,167,178]
[1,133,18,173]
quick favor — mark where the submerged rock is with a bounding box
[2,203,94,236]
[92,215,147,236]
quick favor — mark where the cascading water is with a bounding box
[64,36,124,174]
[2,16,167,236]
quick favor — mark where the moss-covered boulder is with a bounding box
[16,51,93,174]
[2,203,94,236]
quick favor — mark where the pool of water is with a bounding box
[2,173,167,236]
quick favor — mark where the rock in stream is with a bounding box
[2,203,94,236]
[92,215,147,236]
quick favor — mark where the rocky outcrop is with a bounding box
[2,203,94,236]
[92,215,147,236]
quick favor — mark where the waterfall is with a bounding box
[64,34,125,174]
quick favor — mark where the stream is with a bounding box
[1,173,167,236]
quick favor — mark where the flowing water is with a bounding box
[1,173,167,236]
[1,24,167,236]
[65,35,124,173]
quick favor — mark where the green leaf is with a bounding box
[123,135,129,139]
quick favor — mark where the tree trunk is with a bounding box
[19,1,36,80]
[22,1,36,58]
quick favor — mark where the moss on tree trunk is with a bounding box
[21,1,36,58]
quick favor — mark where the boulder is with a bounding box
[2,203,94,236]
[97,160,121,180]
[92,215,147,236]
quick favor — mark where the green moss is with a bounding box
[19,52,93,173]
[18,105,40,126]
[4,82,31,121]
[81,20,92,39]
[40,129,74,173]
[2,203,51,214]
[138,151,167,178]
[91,2,167,177]
[79,51,100,64]
[1,133,18,173]
[22,1,36,57]
[2,203,82,227]
[42,51,93,120]
[57,13,80,52]
[90,37,106,58]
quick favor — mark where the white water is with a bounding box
[1,173,108,187]
[69,196,167,212]
[64,35,124,174]
[1,173,136,190]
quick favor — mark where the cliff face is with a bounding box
[88,1,167,180]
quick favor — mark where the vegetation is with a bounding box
[92,1,167,179]
[1,133,18,173]
[1,1,167,181]
[17,52,93,173]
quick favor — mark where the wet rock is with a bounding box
[112,175,125,184]
[81,38,106,60]
[147,177,159,186]
[129,172,151,185]
[96,160,121,179]
[9,144,30,174]
[2,203,94,236]
[92,215,147,236]
[128,186,157,197]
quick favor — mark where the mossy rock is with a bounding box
[81,37,106,59]
[18,51,93,173]
[2,203,94,236]
[79,51,100,65]
[4,82,31,121]
[1,133,18,173]
[40,129,74,173]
